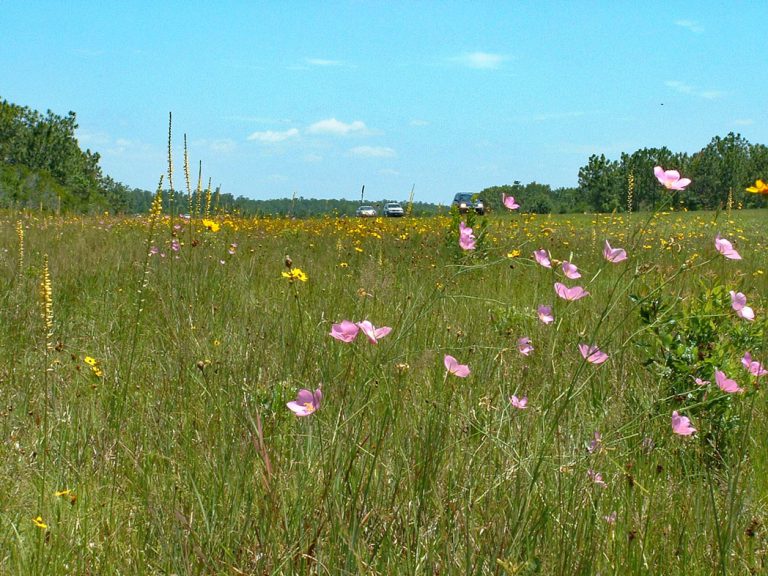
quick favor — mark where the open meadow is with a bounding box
[1,204,767,574]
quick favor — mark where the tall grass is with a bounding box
[0,207,766,574]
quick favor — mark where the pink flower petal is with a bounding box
[603,240,627,263]
[330,320,360,342]
[356,321,392,344]
[715,234,742,260]
[579,343,608,365]
[715,369,743,393]
[555,282,589,301]
[537,305,554,324]
[509,395,528,409]
[444,354,470,378]
[671,410,696,436]
[562,261,581,279]
[534,249,552,268]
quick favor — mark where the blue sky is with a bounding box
[1,1,765,204]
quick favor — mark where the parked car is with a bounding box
[383,202,405,217]
[452,193,485,215]
[356,205,377,217]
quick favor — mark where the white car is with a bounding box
[383,202,405,217]
[356,205,377,217]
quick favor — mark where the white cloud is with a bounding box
[247,128,299,143]
[675,20,704,33]
[306,58,344,67]
[304,153,323,162]
[665,81,723,100]
[452,51,507,70]
[665,80,694,94]
[76,129,110,147]
[733,119,754,126]
[378,168,400,176]
[350,146,396,158]
[210,139,236,153]
[308,118,368,135]
[410,119,429,126]
[104,137,154,157]
[700,90,725,100]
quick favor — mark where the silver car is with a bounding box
[383,202,405,217]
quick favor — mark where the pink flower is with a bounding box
[533,249,552,268]
[671,411,696,436]
[459,221,476,251]
[742,352,768,377]
[715,369,744,393]
[502,194,520,210]
[604,511,617,525]
[654,166,691,190]
[171,239,181,252]
[330,320,360,343]
[588,469,607,487]
[554,282,589,301]
[356,321,392,344]
[517,337,534,356]
[561,261,581,279]
[715,234,742,260]
[287,387,322,417]
[694,377,710,387]
[509,395,528,409]
[579,344,609,365]
[537,305,554,325]
[603,240,627,263]
[729,291,754,321]
[444,354,470,378]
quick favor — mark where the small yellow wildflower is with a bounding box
[32,516,47,529]
[281,268,308,282]
[55,489,77,504]
[506,250,521,259]
[338,262,349,268]
[84,356,97,366]
[201,219,221,232]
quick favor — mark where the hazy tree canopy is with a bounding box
[0,98,105,211]
[1,97,765,215]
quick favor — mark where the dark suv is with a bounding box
[452,193,485,215]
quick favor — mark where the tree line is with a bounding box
[1,97,765,215]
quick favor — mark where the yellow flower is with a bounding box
[281,268,308,282]
[32,516,47,529]
[201,219,221,232]
[746,179,768,194]
[54,488,77,504]
[84,356,97,366]
[506,250,521,259]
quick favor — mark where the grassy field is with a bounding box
[1,205,766,574]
